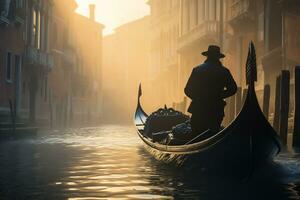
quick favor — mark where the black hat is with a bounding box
[201,45,225,58]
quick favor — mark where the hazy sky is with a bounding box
[75,0,150,35]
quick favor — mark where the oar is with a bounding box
[184,129,211,145]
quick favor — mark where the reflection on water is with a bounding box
[0,125,300,199]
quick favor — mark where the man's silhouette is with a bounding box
[184,45,237,134]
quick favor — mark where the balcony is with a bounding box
[261,46,283,74]
[0,15,9,24]
[14,7,25,25]
[178,21,219,53]
[228,0,255,30]
[25,47,54,71]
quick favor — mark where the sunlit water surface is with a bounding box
[0,125,300,199]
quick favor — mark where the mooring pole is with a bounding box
[263,84,271,119]
[9,99,16,134]
[279,70,290,145]
[235,87,242,116]
[293,66,300,147]
[223,98,230,125]
[274,75,281,132]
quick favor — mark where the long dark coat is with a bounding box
[184,60,237,133]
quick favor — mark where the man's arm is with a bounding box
[184,68,197,99]
[221,69,237,99]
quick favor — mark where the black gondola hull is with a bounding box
[135,85,281,172]
[137,120,279,172]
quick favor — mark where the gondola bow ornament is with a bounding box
[246,41,257,86]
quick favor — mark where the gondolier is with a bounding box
[184,45,237,134]
[134,42,281,172]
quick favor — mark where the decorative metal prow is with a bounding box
[246,42,257,86]
[138,83,142,99]
[137,83,144,112]
[135,83,148,127]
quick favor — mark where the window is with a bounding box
[1,1,10,17]
[182,0,189,34]
[189,0,198,28]
[6,52,13,82]
[16,0,24,8]
[15,55,21,89]
[216,0,221,21]
[205,0,209,20]
[258,13,264,42]
[37,11,41,49]
[198,0,205,24]
[39,13,43,50]
[44,77,48,102]
[31,8,41,49]
[52,22,58,44]
[44,18,49,51]
[31,9,37,46]
[209,0,216,20]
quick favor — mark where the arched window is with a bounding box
[52,22,57,44]
[31,8,37,46]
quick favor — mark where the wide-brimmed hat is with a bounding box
[201,45,225,58]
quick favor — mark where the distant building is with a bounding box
[262,0,300,112]
[23,0,53,125]
[178,0,235,96]
[226,0,264,88]
[48,0,77,128]
[0,0,104,128]
[0,0,26,122]
[48,2,104,128]
[102,16,150,123]
[226,0,300,112]
[69,5,104,126]
[147,0,181,107]
[0,0,53,125]
[150,0,300,116]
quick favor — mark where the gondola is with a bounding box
[134,42,281,172]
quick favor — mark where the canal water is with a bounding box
[0,125,300,200]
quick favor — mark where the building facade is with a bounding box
[48,0,77,128]
[0,0,104,128]
[147,0,181,108]
[0,0,26,122]
[69,6,104,127]
[225,0,300,112]
[148,0,300,116]
[102,16,150,123]
[178,0,234,98]
[0,0,53,125]
[226,0,264,87]
[262,0,300,113]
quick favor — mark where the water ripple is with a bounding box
[0,125,300,199]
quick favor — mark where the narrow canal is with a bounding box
[0,125,300,199]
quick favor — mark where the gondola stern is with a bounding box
[231,42,281,156]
